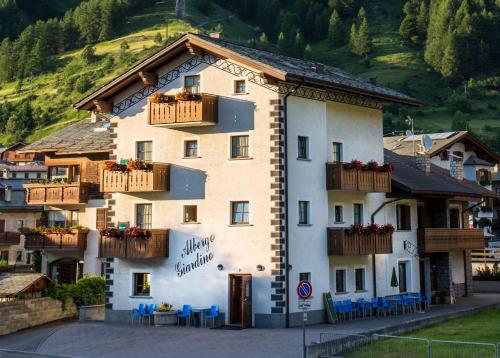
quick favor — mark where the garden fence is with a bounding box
[318,332,500,358]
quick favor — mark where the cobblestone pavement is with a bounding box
[0,294,498,358]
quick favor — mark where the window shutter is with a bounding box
[404,205,411,230]
[96,208,107,230]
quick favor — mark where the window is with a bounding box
[0,220,5,233]
[297,136,309,160]
[396,205,411,230]
[299,272,311,282]
[16,251,23,262]
[398,262,408,293]
[231,201,249,225]
[26,252,32,265]
[453,151,463,159]
[96,208,107,230]
[332,142,343,163]
[439,151,449,160]
[335,269,346,293]
[0,251,8,261]
[184,75,200,94]
[136,141,152,162]
[183,205,198,223]
[133,273,150,296]
[16,220,23,230]
[355,268,365,291]
[136,204,152,230]
[334,205,343,223]
[234,80,246,94]
[11,173,16,178]
[298,201,310,225]
[24,172,29,179]
[50,166,68,179]
[231,135,249,159]
[36,172,42,179]
[477,169,491,186]
[184,140,198,158]
[353,204,363,225]
[48,211,67,227]
[449,207,461,229]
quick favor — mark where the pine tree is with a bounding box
[0,38,15,82]
[303,44,313,59]
[350,7,372,57]
[416,1,429,42]
[293,30,305,57]
[399,1,418,42]
[81,45,97,64]
[440,30,460,78]
[328,9,345,47]
[277,32,286,52]
[259,32,271,51]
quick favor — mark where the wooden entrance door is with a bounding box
[229,274,252,328]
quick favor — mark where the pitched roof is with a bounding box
[385,149,495,198]
[74,33,420,111]
[0,273,52,298]
[463,156,493,166]
[0,163,47,172]
[384,131,500,164]
[18,119,112,155]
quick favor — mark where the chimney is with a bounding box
[450,157,463,180]
[416,152,431,174]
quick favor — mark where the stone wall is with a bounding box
[0,297,77,336]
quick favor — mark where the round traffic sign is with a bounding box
[297,280,312,300]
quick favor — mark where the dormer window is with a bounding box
[477,169,491,186]
[184,75,200,94]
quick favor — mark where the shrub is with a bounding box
[446,93,472,113]
[44,274,105,307]
[0,259,7,267]
[475,263,500,281]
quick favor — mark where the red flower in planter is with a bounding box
[364,160,380,172]
[344,160,363,171]
[348,224,364,235]
[380,163,395,173]
[378,224,395,235]
[125,226,149,239]
[365,223,380,235]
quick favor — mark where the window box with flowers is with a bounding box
[327,224,394,256]
[101,160,169,193]
[99,228,169,259]
[326,160,393,192]
[153,303,179,326]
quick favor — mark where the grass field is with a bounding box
[339,308,500,357]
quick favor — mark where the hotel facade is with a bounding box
[20,34,494,328]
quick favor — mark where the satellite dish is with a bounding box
[422,134,433,152]
[405,130,413,137]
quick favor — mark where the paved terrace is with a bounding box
[0,294,498,358]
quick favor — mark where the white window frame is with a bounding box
[182,137,201,159]
[130,271,152,298]
[233,79,247,95]
[397,259,412,293]
[228,199,251,226]
[331,141,344,163]
[334,267,348,294]
[132,201,153,230]
[134,139,155,162]
[183,74,201,94]
[354,266,367,293]
[228,133,252,160]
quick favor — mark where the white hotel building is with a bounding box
[67,33,426,328]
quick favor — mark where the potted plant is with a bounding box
[149,92,173,104]
[154,303,178,326]
[125,226,149,239]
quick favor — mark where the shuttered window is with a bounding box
[0,220,5,233]
[397,204,411,230]
[96,208,107,230]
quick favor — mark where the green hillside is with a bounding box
[0,0,499,150]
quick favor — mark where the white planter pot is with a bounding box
[154,311,178,326]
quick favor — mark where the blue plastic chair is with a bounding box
[204,305,220,328]
[381,297,391,316]
[415,292,428,311]
[130,303,146,324]
[146,304,157,325]
[370,297,380,317]
[333,301,344,321]
[177,304,192,326]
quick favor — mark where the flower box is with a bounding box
[154,310,178,326]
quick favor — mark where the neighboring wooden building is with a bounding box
[0,273,52,302]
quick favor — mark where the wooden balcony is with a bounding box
[101,164,170,193]
[326,163,391,192]
[148,94,218,127]
[417,228,485,253]
[0,232,21,245]
[24,230,88,251]
[99,229,169,259]
[327,228,393,256]
[23,182,89,205]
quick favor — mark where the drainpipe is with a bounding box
[283,80,304,328]
[370,198,402,298]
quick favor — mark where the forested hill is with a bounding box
[0,0,500,152]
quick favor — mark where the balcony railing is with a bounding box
[0,232,21,245]
[417,228,485,253]
[99,229,169,259]
[327,228,393,256]
[24,230,88,251]
[23,182,89,205]
[148,94,218,127]
[326,163,391,192]
[101,164,170,193]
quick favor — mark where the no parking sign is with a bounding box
[297,280,312,300]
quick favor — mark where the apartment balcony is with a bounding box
[417,228,485,253]
[23,182,89,205]
[327,228,393,256]
[325,163,391,192]
[0,232,21,245]
[101,164,170,193]
[24,230,88,251]
[148,94,218,127]
[99,229,169,259]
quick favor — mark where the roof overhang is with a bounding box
[73,33,421,112]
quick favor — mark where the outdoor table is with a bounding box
[191,307,210,327]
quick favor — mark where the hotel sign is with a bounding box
[175,235,215,277]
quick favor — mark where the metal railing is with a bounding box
[318,333,500,358]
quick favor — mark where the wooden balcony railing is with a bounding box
[23,182,89,205]
[101,164,170,193]
[0,232,21,245]
[327,228,393,256]
[417,228,485,253]
[99,229,169,259]
[24,230,88,251]
[326,163,391,192]
[148,94,218,127]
